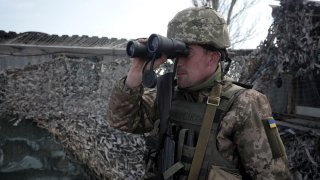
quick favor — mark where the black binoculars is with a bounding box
[126,34,189,59]
[126,34,189,88]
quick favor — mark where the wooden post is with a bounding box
[286,73,294,114]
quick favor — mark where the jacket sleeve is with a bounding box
[224,89,291,179]
[107,77,157,134]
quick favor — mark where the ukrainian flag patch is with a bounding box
[267,118,277,129]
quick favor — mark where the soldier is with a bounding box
[108,7,291,180]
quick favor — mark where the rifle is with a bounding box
[156,72,176,180]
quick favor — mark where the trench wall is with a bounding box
[0,45,146,179]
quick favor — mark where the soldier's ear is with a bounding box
[208,51,220,65]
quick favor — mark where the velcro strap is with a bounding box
[177,129,189,162]
[163,162,185,180]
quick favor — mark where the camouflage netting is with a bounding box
[238,0,320,92]
[280,129,320,180]
[236,0,320,178]
[0,55,146,179]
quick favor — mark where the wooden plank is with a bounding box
[274,112,319,121]
[276,121,320,132]
[0,44,126,56]
[296,106,320,118]
[283,118,320,129]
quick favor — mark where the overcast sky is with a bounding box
[0,0,277,49]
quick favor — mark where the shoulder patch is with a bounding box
[262,117,286,159]
[267,118,277,129]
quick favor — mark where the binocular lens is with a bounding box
[149,36,159,53]
[126,40,148,58]
[126,41,135,57]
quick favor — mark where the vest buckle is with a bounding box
[207,96,220,106]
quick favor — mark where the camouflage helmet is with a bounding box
[167,7,230,49]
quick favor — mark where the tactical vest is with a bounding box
[167,83,245,179]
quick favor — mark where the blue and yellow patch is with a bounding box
[267,118,277,129]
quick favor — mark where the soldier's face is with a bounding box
[176,44,220,88]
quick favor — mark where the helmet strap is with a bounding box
[219,49,231,77]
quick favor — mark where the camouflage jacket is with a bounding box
[108,77,291,180]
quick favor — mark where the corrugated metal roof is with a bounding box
[0,31,128,48]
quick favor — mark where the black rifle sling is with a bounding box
[157,72,175,179]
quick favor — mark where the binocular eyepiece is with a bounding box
[126,34,189,59]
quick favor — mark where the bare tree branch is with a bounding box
[227,0,237,25]
[192,0,199,7]
[211,0,219,10]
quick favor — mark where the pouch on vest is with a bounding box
[208,165,242,180]
[168,83,246,179]
[145,83,247,179]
